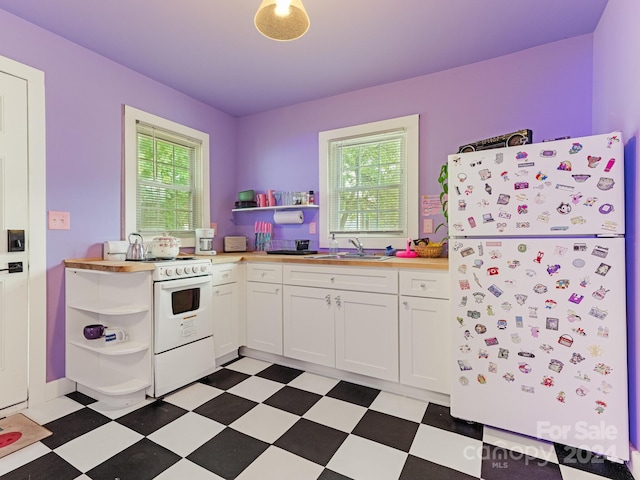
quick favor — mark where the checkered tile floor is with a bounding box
[0,357,634,479]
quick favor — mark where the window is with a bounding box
[319,114,419,250]
[124,106,209,247]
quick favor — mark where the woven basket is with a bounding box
[415,243,444,258]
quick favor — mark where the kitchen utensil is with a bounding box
[126,233,145,261]
[104,328,126,343]
[238,189,255,202]
[148,233,180,259]
[83,324,107,340]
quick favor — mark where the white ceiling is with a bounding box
[0,0,608,117]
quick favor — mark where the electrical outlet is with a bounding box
[423,218,433,234]
[210,222,218,233]
[49,211,71,230]
[309,222,317,235]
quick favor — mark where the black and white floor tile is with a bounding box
[0,357,634,479]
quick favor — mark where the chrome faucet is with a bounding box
[349,237,364,255]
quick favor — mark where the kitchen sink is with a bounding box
[304,253,390,261]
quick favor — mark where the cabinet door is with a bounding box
[212,282,240,358]
[283,285,334,367]
[399,295,451,394]
[246,281,283,355]
[335,291,398,381]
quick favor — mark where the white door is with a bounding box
[0,71,29,410]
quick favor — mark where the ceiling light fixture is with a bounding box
[254,0,310,41]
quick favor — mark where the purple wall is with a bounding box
[592,0,640,449]
[0,10,238,381]
[236,36,595,248]
[0,9,603,388]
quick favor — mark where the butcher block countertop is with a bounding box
[64,253,448,272]
[236,252,449,270]
[64,259,156,272]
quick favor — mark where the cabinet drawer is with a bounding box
[284,264,397,294]
[211,263,240,285]
[246,263,282,283]
[399,269,450,299]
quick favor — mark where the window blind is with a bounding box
[327,128,407,235]
[136,121,202,234]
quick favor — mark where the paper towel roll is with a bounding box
[273,210,304,224]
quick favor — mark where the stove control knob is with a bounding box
[184,266,192,274]
[200,265,208,273]
[165,268,174,277]
[176,267,184,275]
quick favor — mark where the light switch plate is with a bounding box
[423,218,433,234]
[49,211,70,230]
[309,222,317,235]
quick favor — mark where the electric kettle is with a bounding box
[126,233,145,261]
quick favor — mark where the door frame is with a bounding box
[0,54,47,409]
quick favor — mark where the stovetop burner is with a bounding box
[145,257,195,262]
[126,256,197,263]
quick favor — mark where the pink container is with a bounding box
[257,194,267,207]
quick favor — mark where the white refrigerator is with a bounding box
[448,132,629,461]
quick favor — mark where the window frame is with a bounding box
[123,105,210,248]
[319,114,419,250]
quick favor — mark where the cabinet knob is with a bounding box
[330,277,335,283]
[325,294,331,306]
[335,295,341,308]
[420,283,426,289]
[261,272,266,277]
[403,300,409,308]
[275,288,280,294]
[215,289,220,295]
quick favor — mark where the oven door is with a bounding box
[154,275,213,354]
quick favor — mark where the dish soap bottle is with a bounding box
[329,234,339,255]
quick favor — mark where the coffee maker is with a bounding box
[195,228,216,255]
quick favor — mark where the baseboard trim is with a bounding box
[41,377,75,404]
[0,402,28,418]
[628,445,640,479]
[216,350,241,367]
[239,347,450,406]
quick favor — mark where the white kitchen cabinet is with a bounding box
[246,263,283,355]
[335,289,398,382]
[283,263,397,294]
[399,270,451,394]
[283,264,399,382]
[211,263,241,361]
[283,285,335,367]
[65,268,152,407]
